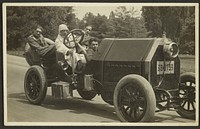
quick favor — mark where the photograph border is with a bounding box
[2,1,199,127]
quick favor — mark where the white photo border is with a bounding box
[3,2,199,126]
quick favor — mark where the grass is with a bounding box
[179,55,195,74]
[7,50,24,57]
[7,50,195,74]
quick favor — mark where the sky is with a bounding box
[72,3,197,20]
[73,6,142,20]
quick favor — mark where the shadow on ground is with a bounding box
[8,92,194,123]
[8,92,119,121]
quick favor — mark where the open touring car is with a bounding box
[24,29,196,122]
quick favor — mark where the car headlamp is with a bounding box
[163,42,179,59]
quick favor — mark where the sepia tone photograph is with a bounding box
[2,2,199,126]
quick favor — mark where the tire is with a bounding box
[77,89,97,100]
[101,91,114,105]
[176,72,196,119]
[24,65,47,105]
[24,53,34,66]
[113,74,156,122]
[24,43,34,66]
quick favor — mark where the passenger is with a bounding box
[27,25,56,60]
[86,38,99,61]
[81,25,93,50]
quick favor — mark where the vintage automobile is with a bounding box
[24,29,196,122]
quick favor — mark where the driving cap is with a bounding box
[59,24,69,31]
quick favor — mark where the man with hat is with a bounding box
[27,25,56,60]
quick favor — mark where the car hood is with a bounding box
[93,38,156,62]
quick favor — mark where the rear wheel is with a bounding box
[24,65,47,105]
[24,53,34,66]
[77,89,97,100]
[24,43,33,66]
[113,74,156,122]
[176,72,195,119]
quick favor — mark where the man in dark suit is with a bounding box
[27,25,56,60]
[86,38,99,61]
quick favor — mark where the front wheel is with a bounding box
[101,91,114,105]
[176,72,196,119]
[24,65,47,105]
[113,74,156,122]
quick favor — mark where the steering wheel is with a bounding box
[63,29,85,48]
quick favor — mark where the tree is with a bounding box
[79,12,111,39]
[77,6,148,41]
[109,6,148,38]
[179,8,195,54]
[141,7,162,37]
[6,6,77,50]
[142,6,195,54]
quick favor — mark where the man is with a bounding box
[81,25,93,50]
[27,25,56,60]
[86,38,99,61]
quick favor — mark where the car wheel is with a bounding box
[176,72,195,119]
[77,89,97,100]
[113,74,156,122]
[24,43,34,66]
[24,65,47,105]
[101,91,114,105]
[24,53,34,66]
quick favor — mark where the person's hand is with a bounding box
[66,49,73,55]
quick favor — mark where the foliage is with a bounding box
[8,6,194,55]
[78,6,148,40]
[142,6,195,54]
[7,6,77,50]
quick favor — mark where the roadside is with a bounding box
[179,54,195,59]
[7,54,29,68]
[7,50,24,57]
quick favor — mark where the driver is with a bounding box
[55,24,87,74]
[55,24,72,56]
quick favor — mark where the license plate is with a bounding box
[157,61,174,75]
